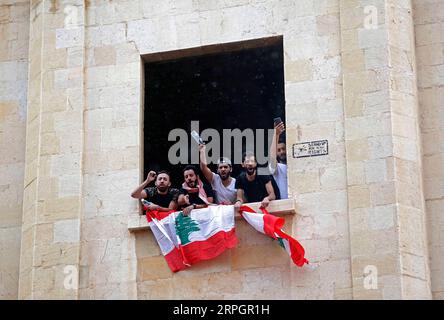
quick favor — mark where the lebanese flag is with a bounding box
[146,205,237,272]
[239,205,308,267]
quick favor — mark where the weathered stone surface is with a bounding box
[0,0,29,300]
[1,0,442,300]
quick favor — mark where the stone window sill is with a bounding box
[127,198,296,232]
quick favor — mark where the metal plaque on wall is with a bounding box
[293,140,328,158]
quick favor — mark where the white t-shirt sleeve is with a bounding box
[210,172,219,187]
[268,163,277,175]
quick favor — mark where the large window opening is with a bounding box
[143,37,286,194]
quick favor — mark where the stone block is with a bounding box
[241,267,290,295]
[206,270,243,294]
[320,259,351,289]
[231,244,289,270]
[317,13,340,36]
[39,197,80,222]
[401,275,431,299]
[93,45,116,66]
[55,27,82,49]
[53,219,80,243]
[365,158,388,183]
[368,204,395,231]
[289,169,320,194]
[313,213,338,238]
[368,135,393,159]
[372,273,401,300]
[364,46,389,70]
[318,98,343,122]
[300,239,331,262]
[137,279,173,299]
[285,59,313,82]
[171,273,210,298]
[342,49,365,73]
[138,256,173,281]
[345,113,391,141]
[348,185,370,209]
[286,79,335,105]
[369,181,396,206]
[319,165,347,190]
[345,139,369,162]
[34,243,79,268]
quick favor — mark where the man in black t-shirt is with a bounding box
[178,165,214,215]
[131,170,179,212]
[234,152,276,210]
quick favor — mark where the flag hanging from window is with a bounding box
[239,205,309,267]
[146,205,237,272]
[146,204,308,273]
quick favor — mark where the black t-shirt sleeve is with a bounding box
[235,176,244,190]
[261,175,272,184]
[204,184,214,198]
[143,187,155,200]
[178,188,188,196]
[169,188,179,202]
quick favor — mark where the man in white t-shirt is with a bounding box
[199,144,237,204]
[269,121,288,199]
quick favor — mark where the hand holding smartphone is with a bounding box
[273,117,285,136]
[191,130,205,145]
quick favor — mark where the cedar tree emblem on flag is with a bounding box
[175,212,200,245]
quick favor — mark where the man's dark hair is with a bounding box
[242,151,256,163]
[182,165,198,175]
[156,170,171,178]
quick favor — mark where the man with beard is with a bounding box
[178,165,214,215]
[234,151,276,210]
[131,170,179,212]
[199,144,237,204]
[269,120,288,199]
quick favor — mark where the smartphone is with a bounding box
[273,117,282,126]
[141,199,152,207]
[191,130,205,145]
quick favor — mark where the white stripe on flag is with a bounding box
[148,213,179,255]
[184,205,235,244]
[240,211,265,234]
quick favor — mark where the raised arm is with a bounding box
[131,171,156,199]
[199,144,214,183]
[269,122,285,175]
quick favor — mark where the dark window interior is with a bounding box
[144,40,286,186]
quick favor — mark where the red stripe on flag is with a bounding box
[146,209,175,222]
[239,205,284,238]
[164,247,188,272]
[262,213,284,239]
[275,229,308,267]
[180,229,237,265]
[240,205,308,267]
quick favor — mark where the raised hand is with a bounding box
[274,122,285,137]
[146,170,157,183]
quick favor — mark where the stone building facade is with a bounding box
[0,0,443,299]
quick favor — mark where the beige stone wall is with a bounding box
[120,0,349,299]
[341,0,431,299]
[4,0,442,300]
[79,0,141,300]
[18,0,85,299]
[413,0,444,300]
[52,0,350,299]
[0,0,29,300]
